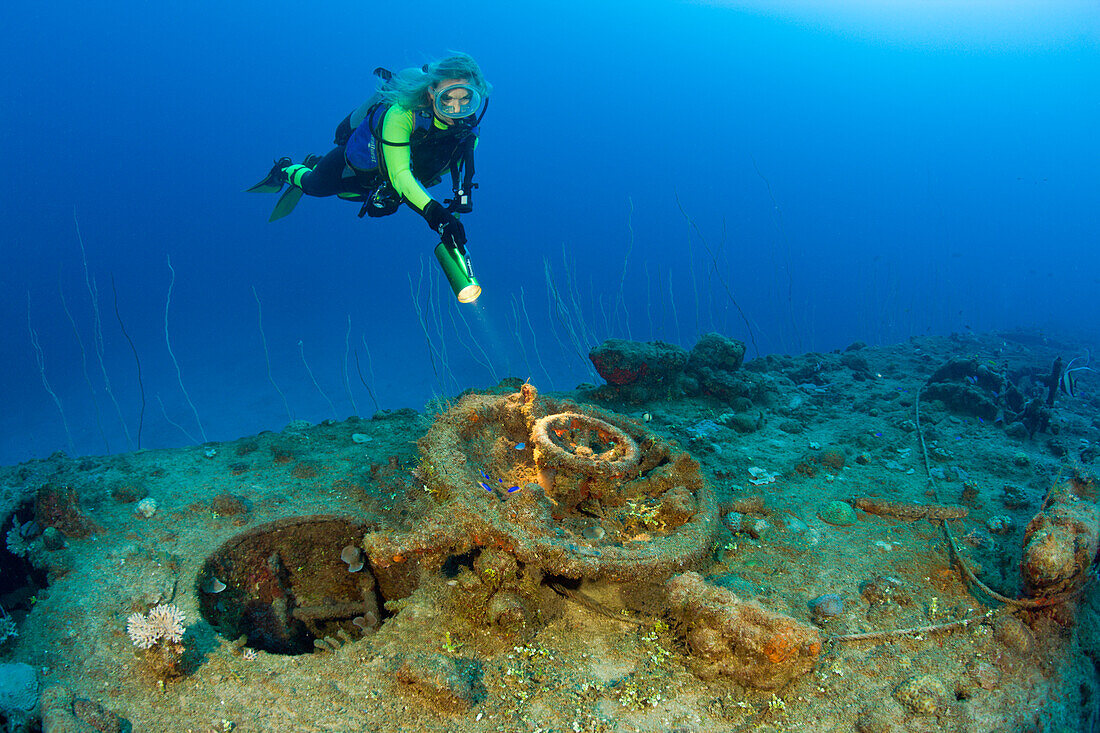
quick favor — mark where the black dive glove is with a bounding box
[423,200,467,249]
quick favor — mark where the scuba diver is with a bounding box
[248,53,491,256]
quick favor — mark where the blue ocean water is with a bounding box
[1,0,1097,466]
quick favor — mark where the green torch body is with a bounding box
[434,242,482,303]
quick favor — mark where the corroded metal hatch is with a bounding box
[198,516,380,655]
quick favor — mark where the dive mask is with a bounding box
[432,83,484,120]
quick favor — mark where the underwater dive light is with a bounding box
[434,241,482,303]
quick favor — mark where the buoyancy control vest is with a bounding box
[333,68,483,197]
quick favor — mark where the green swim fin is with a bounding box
[266,155,321,222]
[247,156,292,194]
[269,186,304,221]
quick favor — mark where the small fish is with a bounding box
[515,443,525,450]
[479,482,492,491]
[1061,369,1079,397]
[507,485,521,493]
[202,577,227,594]
[1060,351,1095,398]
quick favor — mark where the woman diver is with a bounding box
[249,53,491,252]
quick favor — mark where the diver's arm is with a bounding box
[380,107,434,213]
[381,107,466,246]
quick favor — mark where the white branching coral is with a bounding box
[127,604,186,649]
[5,526,27,558]
[0,614,17,645]
[5,520,31,558]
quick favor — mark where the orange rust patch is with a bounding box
[763,626,799,664]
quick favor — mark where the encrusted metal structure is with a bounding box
[365,385,720,598]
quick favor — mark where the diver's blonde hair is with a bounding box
[377,52,493,112]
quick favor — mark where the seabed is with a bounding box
[1,330,1098,732]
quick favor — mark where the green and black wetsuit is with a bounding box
[291,102,478,221]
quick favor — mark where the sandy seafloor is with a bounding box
[1,330,1099,733]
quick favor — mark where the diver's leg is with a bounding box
[289,148,347,197]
